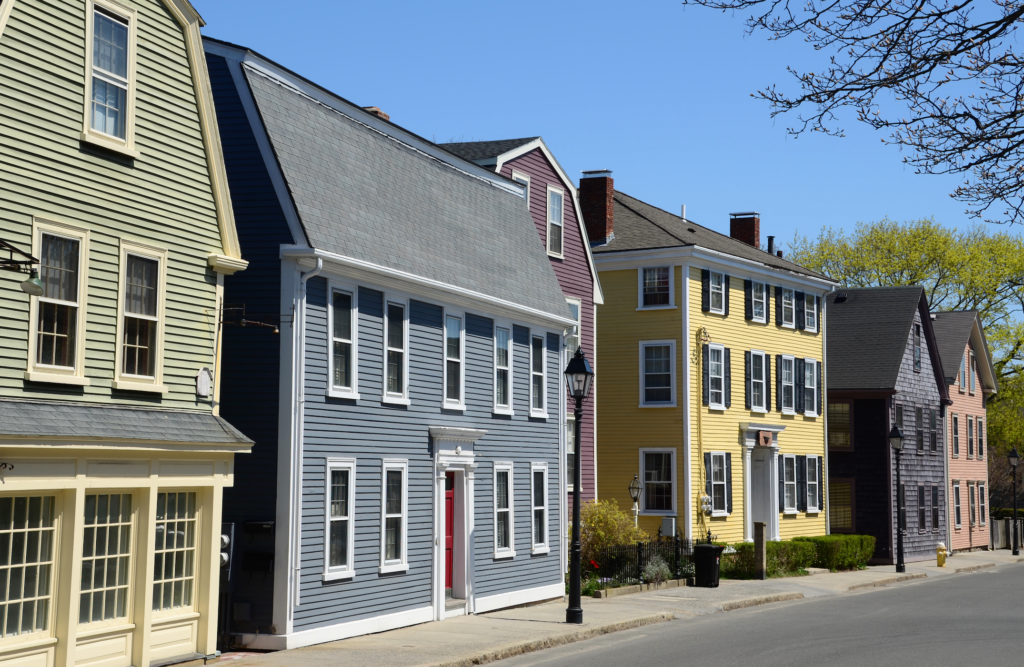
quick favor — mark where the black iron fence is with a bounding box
[589,533,700,585]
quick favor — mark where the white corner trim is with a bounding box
[0,0,17,40]
[241,605,434,650]
[208,253,249,275]
[473,582,564,615]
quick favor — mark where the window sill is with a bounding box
[80,132,140,159]
[0,635,58,655]
[443,402,466,412]
[782,409,796,416]
[708,405,726,412]
[750,407,767,414]
[530,411,549,420]
[378,562,408,574]
[112,380,168,394]
[803,412,819,419]
[783,510,799,516]
[327,389,360,400]
[708,309,726,316]
[493,550,516,560]
[24,371,90,386]
[639,510,675,517]
[531,545,550,555]
[492,407,514,417]
[381,395,411,406]
[640,402,677,408]
[711,511,729,518]
[780,323,795,330]
[547,251,565,260]
[636,305,677,311]
[806,510,821,515]
[323,569,356,581]
[749,318,767,325]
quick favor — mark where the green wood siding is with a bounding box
[0,0,226,410]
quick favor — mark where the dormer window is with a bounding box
[547,186,564,257]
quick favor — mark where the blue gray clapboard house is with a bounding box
[204,38,575,649]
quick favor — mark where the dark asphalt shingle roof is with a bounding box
[594,192,834,282]
[0,400,253,444]
[244,69,569,320]
[931,311,977,381]
[825,286,925,391]
[440,138,539,163]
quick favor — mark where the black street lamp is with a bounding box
[628,474,642,527]
[1010,448,1020,557]
[889,425,905,573]
[563,347,593,625]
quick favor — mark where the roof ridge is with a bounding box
[439,137,540,146]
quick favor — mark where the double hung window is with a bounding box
[978,419,984,458]
[35,232,83,372]
[807,456,820,512]
[953,483,962,528]
[750,350,766,411]
[979,484,987,524]
[494,326,512,413]
[114,242,166,391]
[493,463,514,557]
[641,342,675,405]
[565,298,581,351]
[967,417,975,457]
[929,409,937,452]
[916,407,924,452]
[530,335,546,416]
[711,452,727,515]
[783,456,797,512]
[383,299,408,402]
[709,344,725,409]
[952,415,960,456]
[969,352,976,393]
[444,314,464,408]
[781,288,795,327]
[530,464,548,553]
[805,293,817,331]
[641,267,671,307]
[918,486,927,530]
[827,402,852,449]
[932,487,940,530]
[80,493,132,624]
[329,286,358,397]
[913,325,922,371]
[969,483,977,525]
[752,282,766,322]
[380,461,408,573]
[959,354,967,392]
[88,6,132,141]
[153,491,197,612]
[641,450,674,514]
[709,271,725,313]
[804,359,818,415]
[829,481,853,532]
[781,356,795,413]
[547,187,564,256]
[0,496,57,638]
[325,459,356,579]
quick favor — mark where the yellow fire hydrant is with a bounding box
[937,542,947,567]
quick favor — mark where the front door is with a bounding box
[445,472,455,598]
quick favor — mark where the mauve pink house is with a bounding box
[441,138,604,507]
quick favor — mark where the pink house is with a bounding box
[933,311,998,552]
[441,138,604,505]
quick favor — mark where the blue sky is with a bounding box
[197,0,977,250]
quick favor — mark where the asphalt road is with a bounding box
[495,564,1023,667]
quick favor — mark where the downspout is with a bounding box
[291,258,323,610]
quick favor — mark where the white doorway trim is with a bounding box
[740,423,786,541]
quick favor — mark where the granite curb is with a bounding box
[719,592,804,611]
[847,573,927,591]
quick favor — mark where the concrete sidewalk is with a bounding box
[215,549,1021,667]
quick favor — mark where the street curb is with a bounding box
[432,612,674,667]
[954,562,995,573]
[593,580,687,599]
[847,573,927,591]
[719,592,803,611]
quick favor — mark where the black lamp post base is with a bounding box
[566,607,583,624]
[895,563,906,573]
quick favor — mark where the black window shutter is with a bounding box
[778,454,785,510]
[818,458,825,510]
[726,453,733,513]
[724,275,731,316]
[765,285,771,324]
[744,279,753,320]
[765,354,772,412]
[796,358,806,413]
[701,269,710,312]
[817,361,823,415]
[702,344,710,405]
[704,452,712,497]
[775,355,782,411]
[744,350,752,410]
[774,286,782,325]
[797,455,807,512]
[796,291,806,330]
[724,348,732,408]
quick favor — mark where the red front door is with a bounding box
[445,472,455,595]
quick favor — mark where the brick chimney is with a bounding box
[363,106,390,121]
[580,170,614,245]
[729,212,760,248]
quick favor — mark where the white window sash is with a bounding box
[640,340,676,407]
[379,459,409,573]
[709,271,725,314]
[443,311,465,410]
[328,282,359,399]
[807,456,819,512]
[115,241,167,388]
[84,1,137,150]
[953,483,962,528]
[782,289,795,327]
[751,351,766,411]
[382,296,410,404]
[783,455,797,512]
[546,185,564,256]
[752,282,766,322]
[638,266,674,309]
[493,462,516,558]
[566,415,576,492]
[324,457,357,580]
[804,359,818,416]
[530,334,548,418]
[711,452,727,516]
[31,223,89,377]
[979,484,987,525]
[639,448,676,516]
[565,297,582,351]
[493,323,513,414]
[530,463,549,553]
[781,355,795,413]
[709,343,725,410]
[511,169,530,207]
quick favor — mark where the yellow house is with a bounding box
[581,172,837,543]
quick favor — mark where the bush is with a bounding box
[642,554,673,585]
[793,535,876,571]
[578,499,649,570]
[721,540,816,578]
[989,508,1022,520]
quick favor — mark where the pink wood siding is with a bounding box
[948,338,990,551]
[501,149,597,502]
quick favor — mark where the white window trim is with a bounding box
[442,309,466,411]
[708,270,725,315]
[493,461,516,559]
[969,351,976,394]
[530,333,549,419]
[493,320,514,416]
[807,455,820,513]
[952,414,960,457]
[979,483,987,525]
[26,217,91,385]
[112,239,168,393]
[968,481,977,526]
[511,169,530,208]
[546,184,565,258]
[636,266,675,310]
[804,293,818,332]
[565,296,582,352]
[750,349,767,413]
[781,288,796,329]
[803,358,819,417]
[953,482,962,528]
[324,457,357,581]
[379,459,409,574]
[781,354,795,415]
[967,416,974,459]
[783,454,798,514]
[381,295,410,405]
[959,353,966,393]
[639,448,677,516]
[751,281,767,323]
[327,281,360,400]
[639,340,677,408]
[708,342,726,411]
[530,462,549,554]
[565,414,576,493]
[81,0,140,158]
[710,451,729,517]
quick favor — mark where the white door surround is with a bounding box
[740,423,785,541]
[431,426,486,621]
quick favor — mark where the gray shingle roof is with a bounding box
[594,192,834,282]
[931,311,977,381]
[825,286,925,391]
[440,138,539,163]
[0,400,253,444]
[244,69,569,320]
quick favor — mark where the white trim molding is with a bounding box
[323,457,357,581]
[326,280,360,400]
[240,605,434,650]
[530,462,550,554]
[639,340,677,408]
[381,295,410,405]
[473,582,564,615]
[379,458,409,574]
[442,308,467,411]
[492,461,516,559]
[638,448,677,516]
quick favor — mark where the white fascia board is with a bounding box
[494,138,604,305]
[970,318,999,394]
[281,247,577,330]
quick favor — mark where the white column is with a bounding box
[465,465,477,613]
[770,448,781,540]
[743,443,753,542]
[433,464,447,622]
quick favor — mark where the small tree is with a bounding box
[577,499,649,569]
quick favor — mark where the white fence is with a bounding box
[990,518,1024,550]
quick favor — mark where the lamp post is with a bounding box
[0,239,42,295]
[889,425,905,573]
[563,347,593,625]
[628,474,642,527]
[1010,448,1020,557]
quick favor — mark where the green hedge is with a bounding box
[989,508,1022,520]
[721,540,816,578]
[793,535,876,571]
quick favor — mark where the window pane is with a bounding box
[330,471,348,518]
[643,268,670,306]
[40,234,79,303]
[37,303,77,368]
[644,345,672,402]
[81,494,132,622]
[710,273,723,310]
[828,403,851,448]
[644,453,672,511]
[94,11,128,78]
[446,360,461,401]
[387,304,404,349]
[496,471,509,510]
[496,328,509,368]
[385,517,401,560]
[548,223,562,255]
[533,471,544,508]
[333,292,352,341]
[496,511,510,550]
[0,497,56,638]
[753,283,764,318]
[329,520,348,568]
[122,316,156,377]
[829,483,852,531]
[386,471,402,515]
[446,317,461,361]
[387,351,403,394]
[125,255,158,317]
[91,77,127,139]
[333,341,351,389]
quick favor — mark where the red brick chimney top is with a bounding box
[729,212,760,249]
[579,170,614,246]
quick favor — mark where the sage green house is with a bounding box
[0,1,251,667]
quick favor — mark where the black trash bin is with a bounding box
[693,543,725,587]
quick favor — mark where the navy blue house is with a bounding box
[204,39,575,649]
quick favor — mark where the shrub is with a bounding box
[578,499,649,570]
[990,508,1023,520]
[642,554,673,585]
[793,535,876,571]
[721,540,816,578]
